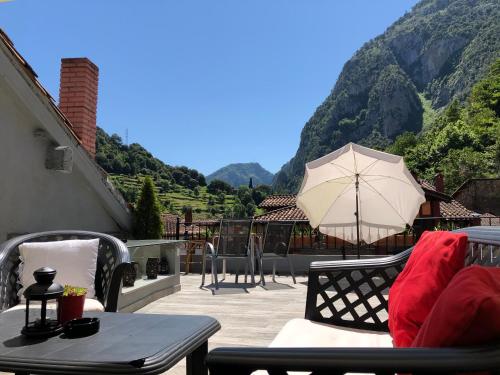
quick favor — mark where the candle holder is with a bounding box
[22,267,64,338]
[146,257,159,279]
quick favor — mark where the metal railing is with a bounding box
[165,216,499,257]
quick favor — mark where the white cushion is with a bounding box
[252,319,392,375]
[270,318,392,348]
[19,239,99,299]
[5,298,104,313]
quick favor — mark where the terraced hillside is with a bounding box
[109,174,237,220]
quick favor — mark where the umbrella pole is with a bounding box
[355,173,360,259]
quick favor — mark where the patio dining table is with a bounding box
[0,310,220,375]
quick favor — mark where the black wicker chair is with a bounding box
[0,230,130,313]
[207,226,500,374]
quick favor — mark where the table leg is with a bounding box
[186,244,193,275]
[186,341,208,375]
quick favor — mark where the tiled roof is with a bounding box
[480,213,500,226]
[418,179,451,202]
[254,206,307,222]
[439,200,479,218]
[258,195,296,209]
[256,192,479,222]
[0,28,82,145]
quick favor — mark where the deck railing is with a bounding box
[165,216,499,256]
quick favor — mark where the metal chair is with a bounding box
[201,220,254,289]
[258,221,296,285]
[0,230,130,312]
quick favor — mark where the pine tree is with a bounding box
[133,176,163,239]
[248,177,254,189]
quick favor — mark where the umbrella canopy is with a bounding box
[297,143,425,245]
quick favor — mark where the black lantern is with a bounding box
[123,261,138,287]
[159,257,169,275]
[22,267,64,338]
[146,257,159,279]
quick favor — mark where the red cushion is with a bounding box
[412,265,500,347]
[388,231,468,347]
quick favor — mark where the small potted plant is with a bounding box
[58,285,87,325]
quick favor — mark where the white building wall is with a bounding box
[0,75,122,241]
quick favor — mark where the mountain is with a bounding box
[273,0,500,193]
[388,58,500,193]
[206,163,274,187]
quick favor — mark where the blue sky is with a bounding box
[0,0,418,175]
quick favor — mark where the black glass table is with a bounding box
[0,310,220,375]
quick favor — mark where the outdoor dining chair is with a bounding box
[201,219,255,289]
[258,221,296,285]
[0,230,130,313]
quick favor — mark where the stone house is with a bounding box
[453,178,500,216]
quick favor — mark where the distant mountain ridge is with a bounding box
[207,163,274,187]
[274,0,500,193]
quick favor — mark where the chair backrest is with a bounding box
[216,220,252,257]
[261,221,295,257]
[0,231,129,312]
[305,226,500,332]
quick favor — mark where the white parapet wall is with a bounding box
[118,240,184,312]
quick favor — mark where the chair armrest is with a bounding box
[305,248,412,332]
[207,345,500,374]
[205,242,216,256]
[104,262,130,312]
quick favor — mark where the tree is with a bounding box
[386,132,417,157]
[217,192,225,204]
[245,202,256,217]
[207,179,234,195]
[133,176,163,239]
[252,184,272,205]
[248,177,253,189]
[237,186,253,206]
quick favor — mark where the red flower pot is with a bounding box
[58,295,85,325]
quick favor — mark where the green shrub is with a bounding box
[133,176,163,239]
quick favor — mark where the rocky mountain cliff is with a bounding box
[274,0,500,192]
[207,162,274,187]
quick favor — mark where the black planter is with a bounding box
[158,257,169,275]
[146,258,159,279]
[123,262,138,287]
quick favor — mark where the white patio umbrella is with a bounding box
[297,143,425,257]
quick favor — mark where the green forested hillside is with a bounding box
[274,0,500,192]
[206,162,274,188]
[95,128,236,218]
[96,128,206,191]
[388,59,500,193]
[95,129,270,219]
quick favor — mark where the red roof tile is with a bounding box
[0,28,82,146]
[439,200,479,218]
[256,192,479,222]
[480,213,500,226]
[254,206,307,222]
[258,195,296,209]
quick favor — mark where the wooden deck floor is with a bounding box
[137,273,309,374]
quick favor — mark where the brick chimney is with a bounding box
[58,58,99,157]
[434,172,444,193]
